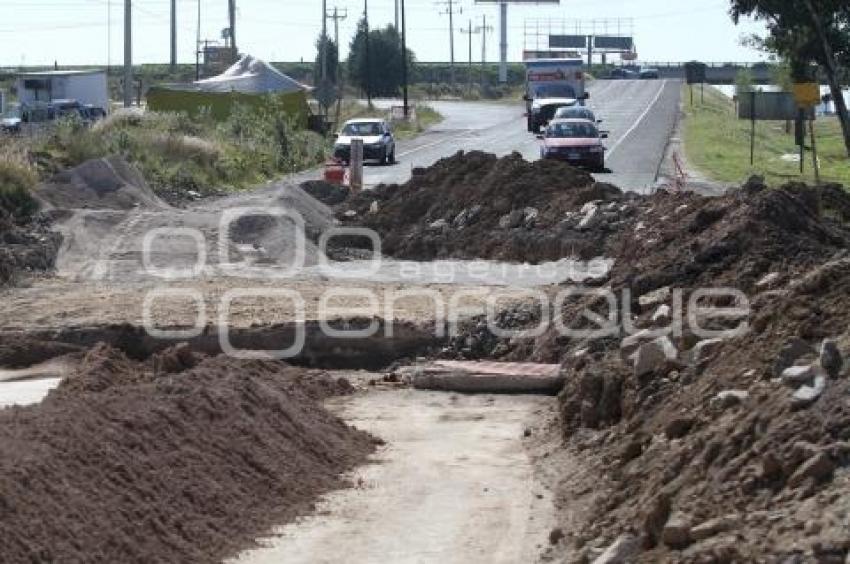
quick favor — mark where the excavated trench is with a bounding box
[0,319,441,374]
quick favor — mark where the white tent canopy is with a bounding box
[192,55,309,94]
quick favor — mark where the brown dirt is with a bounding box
[337,151,629,263]
[0,209,61,287]
[0,344,377,563]
[433,174,850,561]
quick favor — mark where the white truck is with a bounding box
[524,57,589,133]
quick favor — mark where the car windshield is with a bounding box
[532,84,577,99]
[342,122,382,136]
[547,122,599,139]
[555,108,595,121]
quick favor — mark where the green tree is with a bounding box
[730,0,850,156]
[348,21,414,98]
[313,33,339,87]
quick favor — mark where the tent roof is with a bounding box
[164,55,309,94]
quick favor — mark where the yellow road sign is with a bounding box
[793,83,820,107]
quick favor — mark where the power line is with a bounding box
[435,0,462,86]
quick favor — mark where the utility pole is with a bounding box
[364,0,372,106]
[401,0,408,117]
[321,0,328,85]
[395,0,399,31]
[170,0,176,71]
[460,20,479,96]
[476,15,493,90]
[123,0,132,107]
[437,0,462,87]
[327,6,348,124]
[499,1,507,83]
[228,0,237,62]
[195,0,201,80]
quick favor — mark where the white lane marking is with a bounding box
[606,80,668,159]
[397,129,476,158]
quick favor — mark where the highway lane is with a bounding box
[361,79,682,194]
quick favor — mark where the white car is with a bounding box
[333,118,396,165]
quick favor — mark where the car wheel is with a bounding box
[388,147,396,165]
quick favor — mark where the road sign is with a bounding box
[739,92,814,121]
[313,79,338,109]
[685,61,707,85]
[793,83,820,108]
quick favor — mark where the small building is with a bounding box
[15,69,109,111]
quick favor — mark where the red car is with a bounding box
[538,118,608,171]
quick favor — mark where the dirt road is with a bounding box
[231,389,556,564]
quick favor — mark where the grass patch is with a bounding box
[682,84,850,186]
[12,98,327,201]
[0,142,39,219]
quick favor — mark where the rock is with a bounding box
[428,218,449,231]
[743,174,766,193]
[620,329,656,362]
[791,376,827,409]
[820,339,843,378]
[620,439,644,463]
[691,515,740,541]
[755,272,782,290]
[712,390,749,409]
[693,338,724,364]
[652,305,671,324]
[581,201,600,214]
[523,206,539,227]
[549,527,566,545]
[643,493,671,548]
[638,286,671,308]
[634,336,678,377]
[781,364,817,387]
[499,209,525,229]
[369,200,380,214]
[592,533,640,564]
[661,512,692,549]
[774,338,817,377]
[343,209,358,218]
[787,452,835,489]
[578,206,600,230]
[761,452,784,481]
[665,416,695,439]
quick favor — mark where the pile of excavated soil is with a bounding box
[300,179,350,206]
[337,151,631,263]
[0,344,377,563]
[0,210,61,286]
[33,157,168,211]
[441,178,850,561]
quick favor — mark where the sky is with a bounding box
[0,0,771,67]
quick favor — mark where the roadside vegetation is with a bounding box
[682,84,850,186]
[0,142,38,219]
[2,97,327,202]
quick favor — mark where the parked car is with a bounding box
[537,118,608,172]
[80,104,107,122]
[639,68,661,80]
[609,68,637,80]
[333,118,396,165]
[0,104,22,134]
[553,106,602,125]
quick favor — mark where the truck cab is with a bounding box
[524,58,589,133]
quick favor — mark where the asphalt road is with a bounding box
[362,79,682,194]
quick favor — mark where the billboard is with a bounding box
[593,36,633,50]
[549,35,588,49]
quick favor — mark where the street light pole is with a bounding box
[401,0,408,118]
[123,0,132,107]
[364,0,372,106]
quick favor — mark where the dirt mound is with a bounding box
[437,179,850,560]
[300,180,350,206]
[34,156,168,211]
[337,151,628,263]
[0,346,376,563]
[0,210,61,286]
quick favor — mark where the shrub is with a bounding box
[0,146,38,219]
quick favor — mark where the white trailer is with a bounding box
[15,70,108,112]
